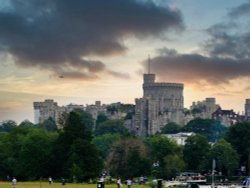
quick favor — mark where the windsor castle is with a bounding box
[34,72,250,136]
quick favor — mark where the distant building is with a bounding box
[190,98,219,119]
[212,107,239,126]
[245,99,250,116]
[34,99,59,124]
[86,101,107,130]
[133,72,184,136]
[164,132,196,145]
[33,99,84,126]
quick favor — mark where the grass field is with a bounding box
[0,182,150,188]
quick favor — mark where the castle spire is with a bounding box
[148,54,150,74]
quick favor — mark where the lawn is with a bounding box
[0,182,150,188]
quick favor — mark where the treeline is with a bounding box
[0,109,249,182]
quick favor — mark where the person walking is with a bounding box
[127,178,132,188]
[12,177,17,188]
[48,176,53,184]
[117,177,121,188]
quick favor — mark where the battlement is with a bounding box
[143,82,184,89]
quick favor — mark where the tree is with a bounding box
[0,126,35,179]
[0,120,17,132]
[148,135,182,178]
[225,122,250,175]
[95,119,129,136]
[54,111,102,181]
[17,129,57,180]
[164,154,185,179]
[96,113,108,126]
[161,122,182,134]
[92,133,121,159]
[40,117,57,132]
[210,139,239,176]
[73,109,94,131]
[19,120,34,127]
[183,134,210,172]
[183,118,227,142]
[106,137,150,179]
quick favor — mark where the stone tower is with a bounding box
[134,73,184,136]
[245,99,250,116]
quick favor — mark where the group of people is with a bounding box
[117,177,132,188]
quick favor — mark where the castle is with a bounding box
[133,73,184,136]
[33,73,250,135]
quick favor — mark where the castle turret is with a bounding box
[143,74,155,84]
[245,99,250,116]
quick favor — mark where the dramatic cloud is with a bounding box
[0,0,184,80]
[143,2,250,87]
[228,2,250,18]
[148,49,250,85]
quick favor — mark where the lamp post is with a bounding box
[212,159,216,188]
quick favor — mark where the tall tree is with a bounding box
[148,135,182,178]
[95,119,129,136]
[183,134,210,172]
[225,122,250,175]
[106,137,150,179]
[93,133,121,159]
[0,120,17,132]
[96,113,108,126]
[41,117,57,132]
[54,111,102,181]
[210,139,239,176]
[183,118,227,142]
[19,120,34,127]
[18,129,57,180]
[161,122,182,134]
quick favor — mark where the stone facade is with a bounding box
[134,73,184,136]
[212,108,239,127]
[33,99,84,126]
[86,101,107,130]
[190,98,219,119]
[245,99,250,116]
[34,99,59,124]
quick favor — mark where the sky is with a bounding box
[0,0,250,123]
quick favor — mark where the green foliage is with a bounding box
[95,119,129,136]
[164,154,185,179]
[183,134,210,172]
[54,111,102,182]
[124,112,134,120]
[0,126,57,180]
[225,122,250,174]
[0,120,17,132]
[19,120,34,127]
[96,113,108,126]
[210,139,239,176]
[17,129,57,179]
[92,133,121,159]
[40,117,57,132]
[106,137,150,179]
[161,122,182,134]
[148,135,182,178]
[73,109,94,131]
[183,118,227,142]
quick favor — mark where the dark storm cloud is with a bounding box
[0,0,184,79]
[146,48,250,85]
[228,2,250,18]
[204,24,250,59]
[203,2,250,60]
[144,2,250,86]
